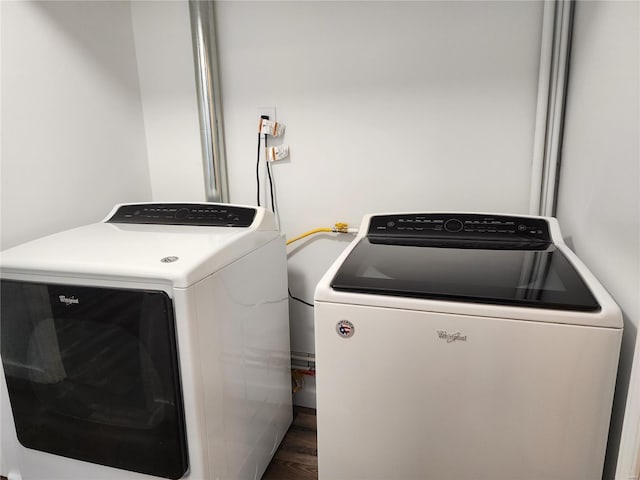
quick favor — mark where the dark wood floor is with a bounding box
[0,408,317,480]
[262,406,318,480]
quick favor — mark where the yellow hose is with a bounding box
[286,223,351,245]
[286,228,332,245]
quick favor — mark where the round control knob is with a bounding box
[444,218,464,233]
[175,208,189,219]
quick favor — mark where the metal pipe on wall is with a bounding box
[540,0,574,217]
[189,0,229,203]
[529,0,575,217]
[529,1,556,216]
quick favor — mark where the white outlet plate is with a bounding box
[257,106,276,121]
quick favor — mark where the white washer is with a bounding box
[315,212,622,480]
[1,203,292,480]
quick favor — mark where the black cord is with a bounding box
[256,132,261,206]
[265,136,276,214]
[266,162,275,213]
[288,288,314,308]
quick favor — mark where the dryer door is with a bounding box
[0,280,188,479]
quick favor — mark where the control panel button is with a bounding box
[444,219,464,233]
[175,208,189,219]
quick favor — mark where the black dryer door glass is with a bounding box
[331,239,600,311]
[0,280,188,479]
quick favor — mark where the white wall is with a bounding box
[555,2,640,478]
[215,0,544,406]
[130,1,206,202]
[0,1,152,250]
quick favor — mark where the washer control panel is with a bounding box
[368,213,551,242]
[107,203,257,227]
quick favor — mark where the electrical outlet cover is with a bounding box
[257,106,276,121]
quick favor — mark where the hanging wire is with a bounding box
[255,132,261,206]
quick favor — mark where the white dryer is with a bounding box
[314,212,622,480]
[0,203,292,480]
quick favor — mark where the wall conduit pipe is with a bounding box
[529,1,556,216]
[529,0,574,217]
[189,1,229,203]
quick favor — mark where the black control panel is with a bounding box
[107,203,257,227]
[368,213,551,243]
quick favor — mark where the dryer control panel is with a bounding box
[107,203,257,227]
[368,213,551,244]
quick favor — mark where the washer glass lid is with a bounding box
[331,238,600,312]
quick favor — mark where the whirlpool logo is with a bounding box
[437,330,467,343]
[59,295,80,306]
